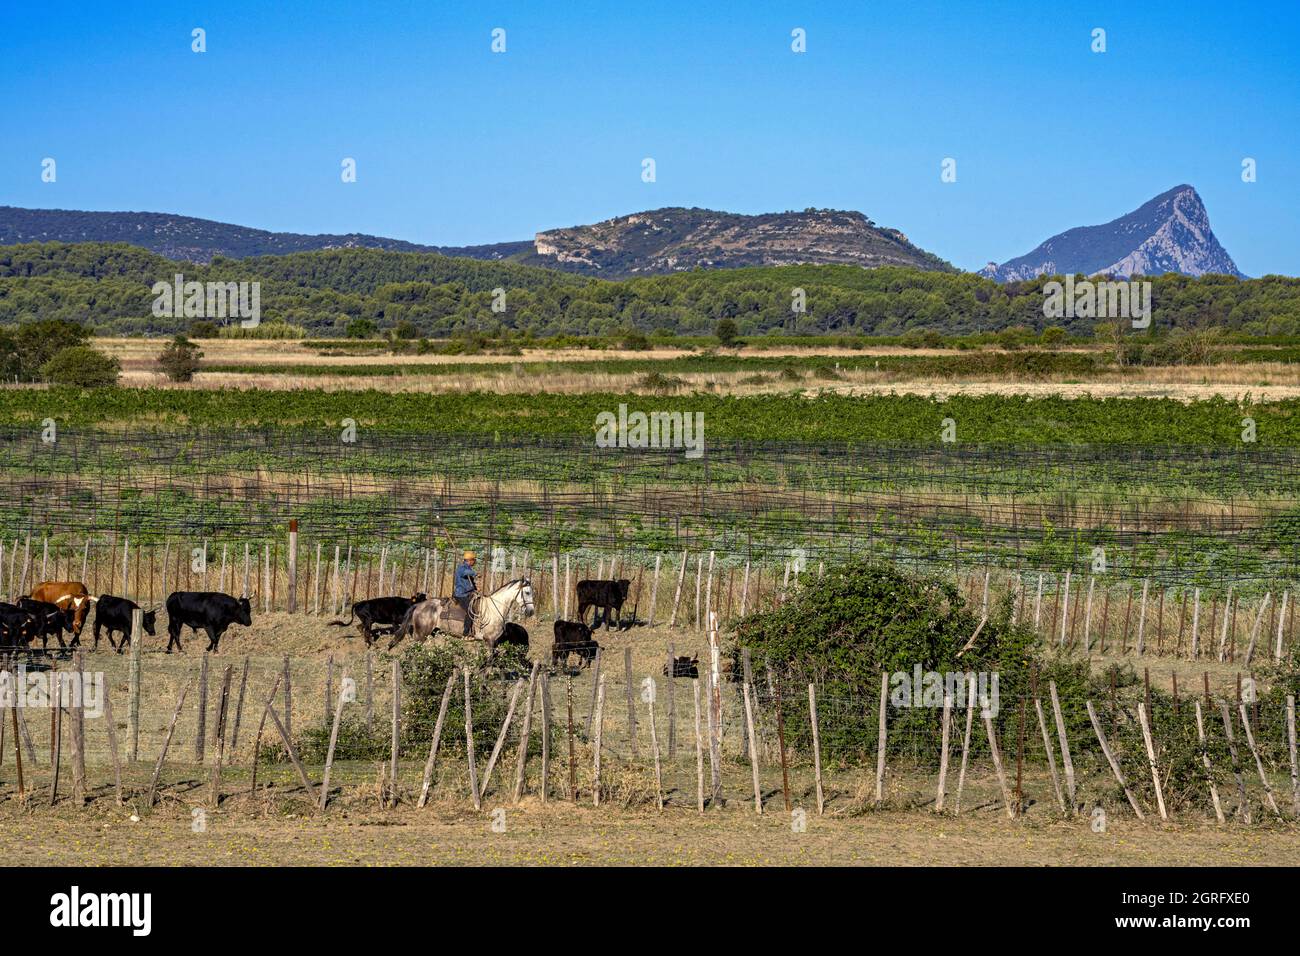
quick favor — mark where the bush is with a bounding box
[346,318,377,339]
[715,318,739,347]
[40,346,120,387]
[217,321,305,340]
[157,335,203,382]
[189,320,219,338]
[729,560,1082,763]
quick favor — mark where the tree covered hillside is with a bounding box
[2,241,1299,338]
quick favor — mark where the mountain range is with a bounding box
[0,186,1246,280]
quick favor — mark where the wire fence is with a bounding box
[3,637,1296,824]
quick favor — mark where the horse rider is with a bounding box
[453,550,478,636]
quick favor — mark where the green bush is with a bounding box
[40,346,120,387]
[157,335,203,382]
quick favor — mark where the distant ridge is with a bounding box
[0,205,529,264]
[981,185,1244,281]
[0,204,953,275]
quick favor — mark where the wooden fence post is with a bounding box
[319,669,349,810]
[418,668,459,808]
[194,654,209,764]
[539,670,552,804]
[128,610,142,761]
[875,671,888,803]
[808,683,825,815]
[512,664,539,804]
[936,693,952,812]
[210,665,233,806]
[742,681,761,814]
[954,674,975,813]
[389,659,401,807]
[1048,680,1076,812]
[101,679,123,804]
[1194,700,1226,823]
[1239,703,1281,819]
[982,712,1015,819]
[591,675,606,807]
[693,679,705,813]
[146,681,192,807]
[1287,695,1299,816]
[464,669,480,810]
[1087,700,1144,819]
[648,554,661,627]
[230,656,250,751]
[1219,701,1250,823]
[1136,702,1167,820]
[286,520,298,614]
[479,679,524,800]
[669,551,687,628]
[265,703,318,807]
[1033,689,1065,813]
[648,681,664,811]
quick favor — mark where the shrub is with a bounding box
[40,346,120,387]
[157,335,203,382]
[346,318,378,339]
[189,320,219,338]
[715,318,739,347]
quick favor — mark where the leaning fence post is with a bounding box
[669,551,687,628]
[1086,700,1145,820]
[982,712,1015,819]
[418,668,459,809]
[1048,680,1076,811]
[479,679,524,800]
[1194,700,1226,823]
[1033,686,1065,813]
[265,703,318,807]
[512,664,539,804]
[230,656,250,751]
[1219,701,1250,823]
[319,669,349,810]
[146,680,192,807]
[1136,702,1168,821]
[1238,703,1281,819]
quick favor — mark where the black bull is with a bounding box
[328,593,426,646]
[575,579,631,630]
[165,591,252,653]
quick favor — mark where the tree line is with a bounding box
[2,241,1299,339]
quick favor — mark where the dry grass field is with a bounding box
[91,338,1300,399]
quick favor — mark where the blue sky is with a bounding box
[2,0,1297,274]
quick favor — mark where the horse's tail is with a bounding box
[387,604,418,651]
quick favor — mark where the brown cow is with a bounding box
[29,582,97,645]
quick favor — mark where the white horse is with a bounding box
[389,578,535,652]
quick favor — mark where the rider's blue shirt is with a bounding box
[453,562,477,598]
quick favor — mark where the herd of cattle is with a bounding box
[0,576,700,676]
[0,581,251,654]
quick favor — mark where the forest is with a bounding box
[2,240,1299,339]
